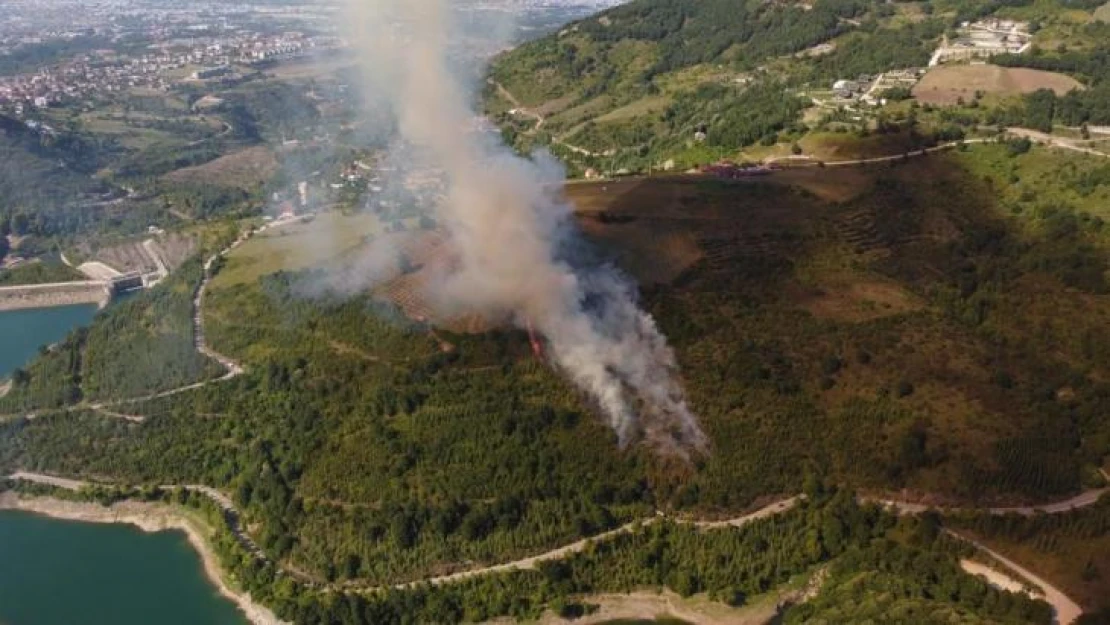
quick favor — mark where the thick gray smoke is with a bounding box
[342,0,706,453]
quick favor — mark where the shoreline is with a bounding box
[0,282,111,312]
[0,492,288,625]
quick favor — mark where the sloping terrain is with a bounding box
[0,115,115,233]
[162,146,278,191]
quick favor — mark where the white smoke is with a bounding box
[341,0,706,453]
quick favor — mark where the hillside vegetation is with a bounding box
[3,148,1108,591]
[485,0,1110,176]
[485,0,944,167]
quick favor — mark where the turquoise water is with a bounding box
[0,510,248,625]
[0,304,97,378]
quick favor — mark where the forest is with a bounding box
[0,477,1057,625]
[2,153,1107,589]
[575,0,871,76]
[1,0,1109,622]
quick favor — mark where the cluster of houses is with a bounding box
[828,68,925,106]
[930,19,1032,66]
[0,29,343,115]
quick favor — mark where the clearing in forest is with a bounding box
[212,212,383,287]
[913,64,1082,106]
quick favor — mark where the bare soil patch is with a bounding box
[1096,1,1110,21]
[913,65,1082,106]
[91,233,197,274]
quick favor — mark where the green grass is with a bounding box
[953,142,1110,221]
[0,261,84,286]
[211,211,384,288]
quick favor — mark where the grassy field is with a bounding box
[953,142,1110,220]
[0,260,84,286]
[912,64,1082,106]
[796,131,930,161]
[210,211,384,288]
[77,115,180,150]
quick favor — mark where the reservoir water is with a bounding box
[0,304,98,378]
[0,303,247,624]
[0,510,248,625]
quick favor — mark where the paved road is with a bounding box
[0,280,107,292]
[142,239,170,284]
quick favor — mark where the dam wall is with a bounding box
[0,281,112,312]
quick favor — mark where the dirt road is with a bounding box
[951,530,1083,625]
[864,487,1109,517]
[4,470,1098,619]
[1008,128,1110,159]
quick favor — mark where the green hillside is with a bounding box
[0,115,115,240]
[485,0,1110,175]
[4,146,1109,622]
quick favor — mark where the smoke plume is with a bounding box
[342,0,706,453]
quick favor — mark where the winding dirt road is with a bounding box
[5,468,1103,622]
[951,530,1084,625]
[864,485,1110,518]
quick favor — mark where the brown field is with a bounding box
[163,146,279,189]
[913,64,1082,105]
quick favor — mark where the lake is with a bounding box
[0,304,98,378]
[0,510,248,625]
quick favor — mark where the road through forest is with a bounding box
[5,469,1104,624]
